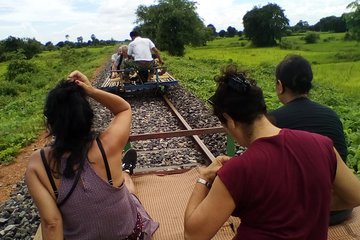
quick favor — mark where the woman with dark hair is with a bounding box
[184,64,360,239]
[269,55,350,225]
[25,71,158,239]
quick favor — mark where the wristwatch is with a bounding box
[196,178,212,189]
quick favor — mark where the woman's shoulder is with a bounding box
[28,148,43,170]
[27,147,53,173]
[96,132,125,156]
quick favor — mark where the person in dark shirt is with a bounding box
[268,54,351,225]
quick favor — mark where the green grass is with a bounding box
[0,46,116,163]
[173,33,360,97]
[164,32,360,174]
[2,34,360,175]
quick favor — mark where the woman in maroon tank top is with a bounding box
[184,64,360,240]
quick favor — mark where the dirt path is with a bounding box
[0,131,49,203]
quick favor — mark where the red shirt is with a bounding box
[217,129,337,240]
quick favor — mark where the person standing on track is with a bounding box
[25,70,158,240]
[184,64,360,240]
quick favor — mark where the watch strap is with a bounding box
[196,178,212,189]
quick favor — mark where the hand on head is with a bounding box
[68,70,94,95]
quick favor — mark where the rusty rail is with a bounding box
[162,95,219,164]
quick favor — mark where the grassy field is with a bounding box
[0,46,115,163]
[164,32,360,174]
[1,33,360,175]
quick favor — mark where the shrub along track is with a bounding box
[0,62,230,239]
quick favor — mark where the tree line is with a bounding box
[133,0,360,53]
[0,34,118,63]
[1,0,359,61]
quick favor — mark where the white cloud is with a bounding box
[0,0,351,44]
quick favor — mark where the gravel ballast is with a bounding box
[0,63,230,239]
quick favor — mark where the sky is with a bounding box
[0,0,350,44]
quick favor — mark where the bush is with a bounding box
[59,46,77,65]
[304,32,320,44]
[279,40,299,50]
[0,146,21,163]
[344,32,353,41]
[13,72,33,84]
[5,59,38,81]
[0,81,19,96]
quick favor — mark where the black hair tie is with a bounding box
[228,74,251,93]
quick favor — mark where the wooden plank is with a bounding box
[33,224,42,240]
[129,127,225,141]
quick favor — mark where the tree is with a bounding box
[77,36,83,44]
[45,41,56,51]
[345,0,360,41]
[65,34,70,41]
[134,0,209,56]
[218,30,226,37]
[243,3,289,46]
[0,36,43,61]
[227,26,237,37]
[293,20,310,32]
[313,16,347,32]
[207,24,217,37]
[204,25,216,41]
[22,38,43,59]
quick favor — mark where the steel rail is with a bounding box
[162,95,216,164]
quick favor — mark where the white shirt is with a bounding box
[128,37,155,61]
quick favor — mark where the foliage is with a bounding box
[59,46,78,65]
[5,59,38,81]
[218,30,226,37]
[292,20,310,33]
[243,3,289,47]
[304,32,320,44]
[227,26,238,37]
[164,32,360,174]
[45,41,57,51]
[312,15,347,32]
[207,24,217,37]
[0,36,43,61]
[135,0,209,56]
[345,0,360,41]
[0,46,114,163]
[278,40,300,50]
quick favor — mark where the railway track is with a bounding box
[96,65,230,173]
[129,94,226,174]
[0,64,232,240]
[3,63,360,240]
[93,72,230,174]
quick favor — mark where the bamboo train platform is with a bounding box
[100,68,178,94]
[34,168,360,239]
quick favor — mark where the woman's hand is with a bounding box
[199,155,231,182]
[68,70,94,95]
